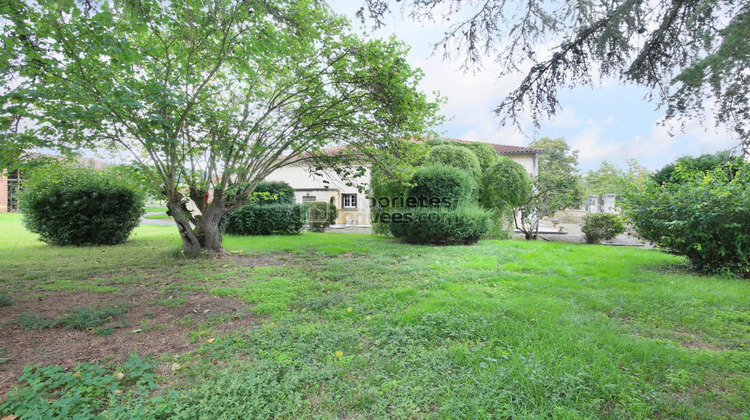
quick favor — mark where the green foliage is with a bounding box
[457,142,500,173]
[480,157,531,209]
[58,304,128,330]
[651,150,743,185]
[16,313,59,330]
[407,164,477,208]
[19,164,145,246]
[625,164,750,277]
[0,291,12,307]
[251,181,295,206]
[306,202,338,232]
[422,138,449,147]
[584,159,649,196]
[389,206,491,245]
[224,204,305,236]
[369,168,410,235]
[480,157,531,237]
[424,144,482,179]
[0,354,158,418]
[581,213,626,244]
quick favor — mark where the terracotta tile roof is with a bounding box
[437,138,543,155]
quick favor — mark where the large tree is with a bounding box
[0,0,441,255]
[359,0,750,151]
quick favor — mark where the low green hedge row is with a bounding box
[388,206,490,245]
[224,204,305,235]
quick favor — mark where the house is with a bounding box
[265,139,542,226]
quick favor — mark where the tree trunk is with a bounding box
[167,200,204,256]
[167,192,226,256]
[195,195,225,253]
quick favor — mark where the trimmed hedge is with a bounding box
[253,181,295,205]
[424,145,481,179]
[306,201,338,232]
[407,165,477,208]
[20,165,144,246]
[224,204,305,235]
[581,213,625,244]
[388,206,490,245]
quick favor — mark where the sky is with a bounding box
[326,1,742,171]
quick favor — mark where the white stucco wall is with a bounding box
[266,162,372,226]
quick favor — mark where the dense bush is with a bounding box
[625,165,750,276]
[252,181,295,205]
[407,164,477,208]
[581,213,626,244]
[20,164,144,246]
[457,142,499,173]
[424,145,481,179]
[306,201,338,232]
[388,206,490,245]
[224,204,305,235]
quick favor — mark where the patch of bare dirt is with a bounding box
[0,287,259,395]
[222,251,291,268]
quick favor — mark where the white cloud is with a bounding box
[569,115,741,170]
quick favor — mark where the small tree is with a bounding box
[479,157,530,238]
[515,137,583,239]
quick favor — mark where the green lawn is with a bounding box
[144,212,171,220]
[0,213,748,418]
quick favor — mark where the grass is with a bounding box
[144,206,167,213]
[0,212,748,418]
[144,213,171,220]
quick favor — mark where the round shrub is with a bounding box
[458,142,499,173]
[224,204,305,235]
[306,201,338,232]
[424,145,481,180]
[252,181,295,205]
[388,206,490,245]
[581,213,626,244]
[407,164,477,208]
[20,164,144,246]
[625,165,750,276]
